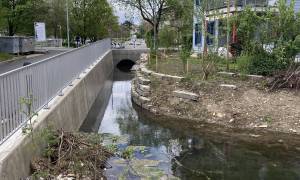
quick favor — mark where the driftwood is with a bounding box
[31,130,113,179]
[269,65,300,91]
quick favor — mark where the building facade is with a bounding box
[192,0,300,53]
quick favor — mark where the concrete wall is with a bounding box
[0,50,114,180]
[112,48,149,65]
[0,36,35,53]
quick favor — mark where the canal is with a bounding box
[81,69,300,180]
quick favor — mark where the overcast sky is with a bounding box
[109,1,140,24]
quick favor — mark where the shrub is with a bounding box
[201,53,219,80]
[237,55,251,74]
[237,45,294,76]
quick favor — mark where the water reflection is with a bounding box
[95,70,300,180]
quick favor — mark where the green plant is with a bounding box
[201,53,219,80]
[20,95,38,135]
[121,146,135,159]
[232,0,300,75]
[237,55,251,74]
[159,26,176,49]
[180,35,192,73]
[0,53,14,62]
[31,170,50,180]
[263,115,273,123]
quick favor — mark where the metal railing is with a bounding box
[204,0,269,10]
[0,38,111,144]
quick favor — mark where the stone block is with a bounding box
[136,87,150,97]
[173,90,199,101]
[152,72,184,82]
[246,74,264,80]
[138,77,151,85]
[138,84,150,92]
[217,71,236,77]
[139,96,151,104]
[220,84,237,90]
[140,67,152,76]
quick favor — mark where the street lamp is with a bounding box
[66,0,70,48]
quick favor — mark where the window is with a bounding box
[195,0,200,6]
[207,21,215,45]
[195,23,202,46]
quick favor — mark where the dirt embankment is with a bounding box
[132,54,300,145]
[148,75,300,134]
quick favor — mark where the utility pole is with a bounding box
[226,0,230,71]
[66,0,70,48]
[153,2,158,72]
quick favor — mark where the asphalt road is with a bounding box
[0,50,69,75]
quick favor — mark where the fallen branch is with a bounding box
[31,130,114,179]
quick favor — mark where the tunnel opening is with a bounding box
[116,59,135,72]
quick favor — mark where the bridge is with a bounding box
[0,39,149,179]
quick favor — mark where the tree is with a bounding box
[167,0,193,47]
[117,0,169,50]
[46,0,67,38]
[0,0,47,36]
[1,0,28,36]
[70,0,118,43]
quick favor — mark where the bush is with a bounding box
[237,55,251,74]
[236,43,295,76]
[239,53,291,76]
[159,27,177,48]
[201,53,219,80]
[247,54,277,76]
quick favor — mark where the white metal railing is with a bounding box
[0,38,111,144]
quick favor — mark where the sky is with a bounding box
[109,1,140,24]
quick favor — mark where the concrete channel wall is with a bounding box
[0,50,114,179]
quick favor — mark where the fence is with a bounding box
[206,0,269,10]
[0,38,111,144]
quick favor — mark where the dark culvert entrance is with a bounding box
[116,60,135,72]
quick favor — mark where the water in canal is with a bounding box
[82,69,300,180]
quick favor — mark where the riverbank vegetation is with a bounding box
[129,0,300,140]
[29,129,182,179]
[130,0,300,91]
[30,130,114,179]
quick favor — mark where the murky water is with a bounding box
[84,70,300,180]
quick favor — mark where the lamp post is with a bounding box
[66,0,70,48]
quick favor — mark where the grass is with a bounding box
[147,51,239,78]
[0,53,15,62]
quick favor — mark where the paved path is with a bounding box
[0,49,70,75]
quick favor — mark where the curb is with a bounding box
[0,56,24,65]
[0,53,45,66]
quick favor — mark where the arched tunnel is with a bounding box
[116,59,136,72]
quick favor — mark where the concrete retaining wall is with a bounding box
[0,50,114,179]
[112,48,149,65]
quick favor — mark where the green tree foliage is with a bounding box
[180,35,192,73]
[46,0,67,38]
[117,0,169,51]
[159,0,193,48]
[235,0,300,75]
[158,26,176,49]
[0,0,118,43]
[70,0,118,43]
[0,0,47,36]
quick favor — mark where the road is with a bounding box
[0,49,71,75]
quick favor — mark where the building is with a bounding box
[192,0,300,54]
